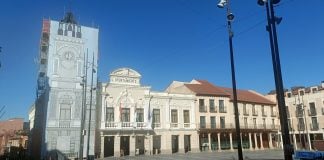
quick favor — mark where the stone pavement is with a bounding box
[100,149,285,160]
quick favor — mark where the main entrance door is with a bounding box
[172,135,179,153]
[184,135,191,153]
[120,136,130,156]
[104,136,114,157]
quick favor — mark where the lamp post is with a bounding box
[257,0,293,159]
[217,0,243,160]
[86,53,96,159]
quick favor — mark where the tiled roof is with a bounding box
[184,80,230,97]
[185,80,275,105]
[220,87,276,105]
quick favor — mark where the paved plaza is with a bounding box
[100,149,285,160]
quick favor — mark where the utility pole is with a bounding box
[79,50,88,159]
[86,53,95,159]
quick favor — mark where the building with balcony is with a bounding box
[268,81,324,150]
[166,80,279,152]
[97,68,199,158]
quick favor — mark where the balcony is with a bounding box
[218,106,227,113]
[297,123,305,131]
[243,110,249,116]
[262,111,267,117]
[152,123,161,128]
[198,123,234,130]
[252,110,258,116]
[271,111,277,117]
[59,121,70,128]
[199,105,207,112]
[209,106,217,113]
[170,123,178,128]
[183,123,191,128]
[296,110,304,117]
[240,124,279,130]
[104,122,151,130]
[310,123,319,131]
[308,109,317,116]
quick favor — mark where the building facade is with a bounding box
[166,80,280,152]
[30,12,99,159]
[267,81,324,150]
[97,68,199,158]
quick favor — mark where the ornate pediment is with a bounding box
[109,68,141,85]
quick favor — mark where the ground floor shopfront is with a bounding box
[198,129,279,151]
[99,130,199,158]
[289,132,324,150]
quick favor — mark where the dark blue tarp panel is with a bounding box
[294,150,324,160]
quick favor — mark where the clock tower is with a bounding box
[31,12,99,159]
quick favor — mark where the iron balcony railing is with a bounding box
[297,123,305,131]
[243,109,249,116]
[310,122,319,131]
[262,111,267,117]
[271,111,277,117]
[296,110,304,117]
[197,123,279,130]
[209,106,217,113]
[218,106,227,113]
[104,122,149,129]
[252,110,258,116]
[199,105,207,112]
[308,109,317,116]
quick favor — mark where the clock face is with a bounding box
[61,51,76,70]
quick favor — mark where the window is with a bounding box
[311,117,319,130]
[60,104,71,120]
[183,110,190,123]
[171,109,178,123]
[253,118,257,129]
[244,117,248,128]
[220,117,225,128]
[272,119,275,129]
[262,105,266,116]
[309,102,316,116]
[252,104,257,115]
[262,118,266,129]
[287,93,291,98]
[219,100,226,113]
[200,116,206,128]
[210,116,216,129]
[121,108,130,122]
[136,108,144,122]
[105,107,114,122]
[153,109,160,124]
[312,88,317,93]
[199,99,206,112]
[299,90,304,96]
[53,59,59,74]
[298,118,305,130]
[77,61,82,76]
[243,104,247,115]
[209,99,215,112]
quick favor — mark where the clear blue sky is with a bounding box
[0,0,323,121]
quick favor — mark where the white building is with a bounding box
[267,81,324,150]
[30,12,99,159]
[97,68,199,158]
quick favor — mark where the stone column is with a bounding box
[268,133,273,149]
[191,133,200,153]
[130,136,136,156]
[114,136,120,157]
[217,133,221,151]
[179,134,185,153]
[280,134,283,149]
[254,133,258,150]
[293,134,297,150]
[249,133,253,150]
[100,136,104,158]
[259,133,264,149]
[208,133,212,151]
[144,135,152,155]
[229,133,234,151]
[307,133,312,150]
[240,133,243,150]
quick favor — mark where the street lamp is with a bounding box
[217,1,243,160]
[257,0,294,159]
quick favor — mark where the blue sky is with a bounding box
[0,0,323,121]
